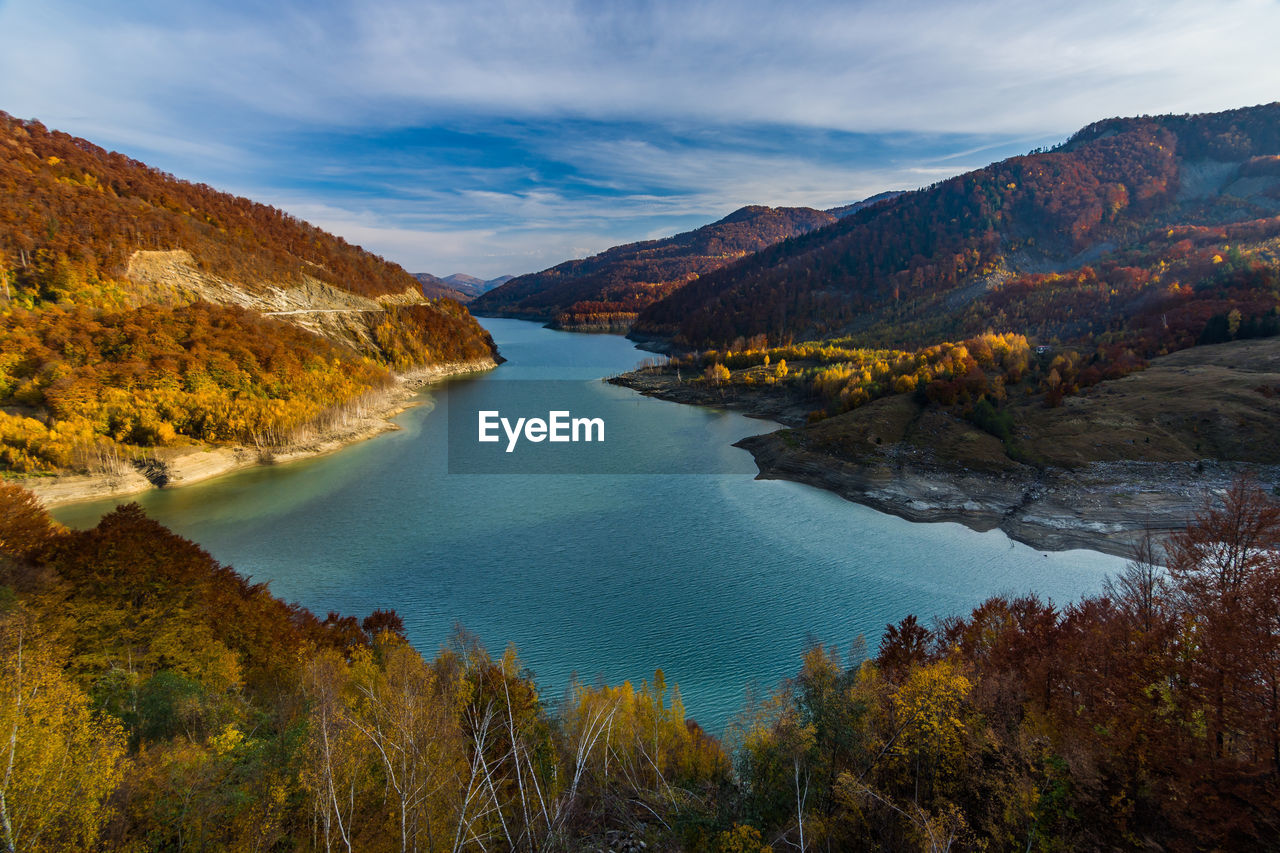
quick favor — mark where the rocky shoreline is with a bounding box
[21,357,497,509]
[737,430,1277,559]
[611,369,1280,559]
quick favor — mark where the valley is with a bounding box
[3,84,1280,850]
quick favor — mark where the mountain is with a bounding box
[826,190,903,218]
[634,103,1280,352]
[0,112,497,476]
[470,205,837,330]
[443,273,487,292]
[412,271,469,300]
[422,272,517,302]
[616,103,1280,558]
[412,273,514,302]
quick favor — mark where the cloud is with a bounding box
[2,0,1277,276]
[8,0,1278,137]
[277,198,659,278]
[249,117,1035,278]
[316,0,1279,136]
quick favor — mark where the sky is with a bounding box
[1,0,1278,279]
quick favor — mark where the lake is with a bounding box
[54,318,1124,729]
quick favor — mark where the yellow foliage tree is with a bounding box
[0,610,126,852]
[891,658,972,797]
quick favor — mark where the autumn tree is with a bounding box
[0,607,126,853]
[348,640,466,852]
[1103,531,1169,635]
[0,484,58,560]
[1166,477,1280,768]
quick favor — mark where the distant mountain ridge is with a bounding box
[470,205,837,329]
[634,103,1280,350]
[413,272,513,302]
[826,190,903,218]
[445,273,486,288]
[412,272,467,300]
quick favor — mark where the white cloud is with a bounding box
[5,0,1278,138]
[274,198,670,278]
[2,0,1277,276]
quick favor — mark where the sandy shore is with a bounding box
[20,357,497,509]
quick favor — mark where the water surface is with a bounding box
[55,318,1123,729]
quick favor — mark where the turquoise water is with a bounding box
[54,318,1124,729]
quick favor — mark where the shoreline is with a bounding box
[21,357,498,509]
[736,430,1275,560]
[610,369,1279,560]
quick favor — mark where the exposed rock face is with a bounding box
[125,249,431,358]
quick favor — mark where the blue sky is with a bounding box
[2,0,1278,279]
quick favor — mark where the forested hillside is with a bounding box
[471,205,835,329]
[0,112,460,301]
[0,113,496,476]
[3,478,1277,850]
[615,106,1280,512]
[635,103,1280,357]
